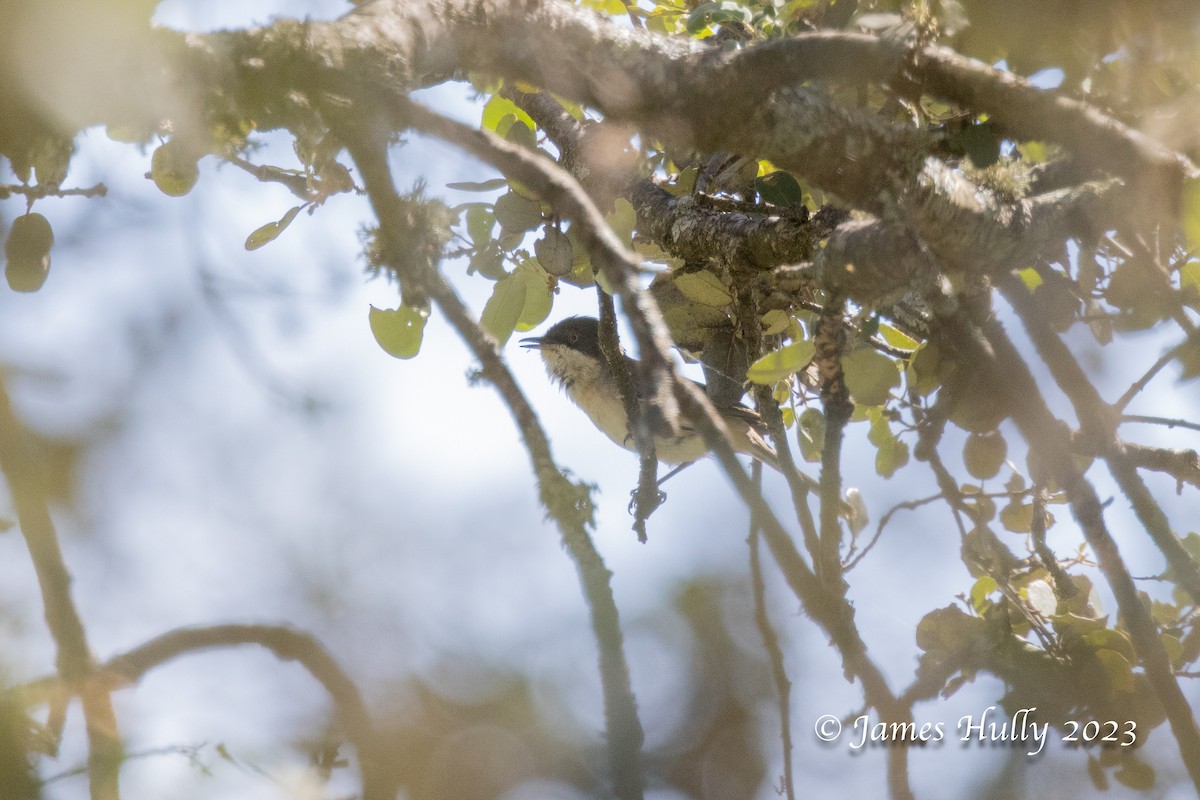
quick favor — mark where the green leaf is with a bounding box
[468,244,506,280]
[515,261,552,330]
[963,431,1007,480]
[582,0,627,13]
[1176,338,1200,382]
[748,340,815,385]
[447,178,509,192]
[606,198,637,243]
[245,205,303,251]
[999,501,1033,533]
[1096,648,1135,693]
[686,0,751,33]
[909,342,948,395]
[505,120,537,150]
[879,323,919,351]
[494,191,542,233]
[1181,261,1200,297]
[1161,633,1184,667]
[481,94,535,134]
[843,348,900,407]
[875,438,909,478]
[970,576,998,613]
[369,305,427,359]
[480,273,526,345]
[673,271,733,307]
[1017,267,1044,290]
[466,206,495,245]
[957,122,1001,168]
[1017,141,1049,164]
[1180,626,1200,665]
[761,309,790,335]
[534,227,574,277]
[1083,627,1135,660]
[796,408,825,462]
[755,171,805,208]
[1183,178,1200,253]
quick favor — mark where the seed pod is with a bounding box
[150,141,200,197]
[5,214,54,293]
[963,430,1007,480]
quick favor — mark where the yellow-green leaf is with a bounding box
[878,323,919,351]
[796,407,824,462]
[481,273,526,345]
[1183,178,1200,253]
[970,575,998,613]
[606,198,636,243]
[747,340,815,385]
[447,178,509,192]
[673,271,732,307]
[761,309,789,335]
[481,94,535,133]
[1095,649,1135,694]
[494,191,542,233]
[515,261,552,330]
[369,305,427,359]
[245,205,302,251]
[843,348,900,407]
[1017,267,1044,290]
[1000,501,1034,533]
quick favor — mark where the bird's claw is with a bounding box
[628,486,667,516]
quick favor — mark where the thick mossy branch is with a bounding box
[629,180,839,270]
[2,0,1183,300]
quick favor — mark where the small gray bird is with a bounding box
[520,316,786,472]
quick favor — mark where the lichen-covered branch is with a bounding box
[341,125,647,800]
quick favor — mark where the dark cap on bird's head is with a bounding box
[520,316,604,359]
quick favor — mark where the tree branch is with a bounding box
[0,380,122,800]
[341,125,647,800]
[998,275,1200,603]
[939,308,1200,791]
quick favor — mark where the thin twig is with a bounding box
[596,288,661,542]
[0,183,108,201]
[1113,342,1188,412]
[1029,484,1077,599]
[1121,415,1200,434]
[748,498,796,800]
[844,493,944,572]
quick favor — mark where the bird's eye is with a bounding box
[568,332,579,343]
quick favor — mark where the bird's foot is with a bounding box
[628,486,667,516]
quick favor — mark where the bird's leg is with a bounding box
[627,461,696,516]
[656,461,695,488]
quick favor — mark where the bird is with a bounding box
[520,316,792,477]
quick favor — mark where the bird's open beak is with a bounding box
[519,336,543,350]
